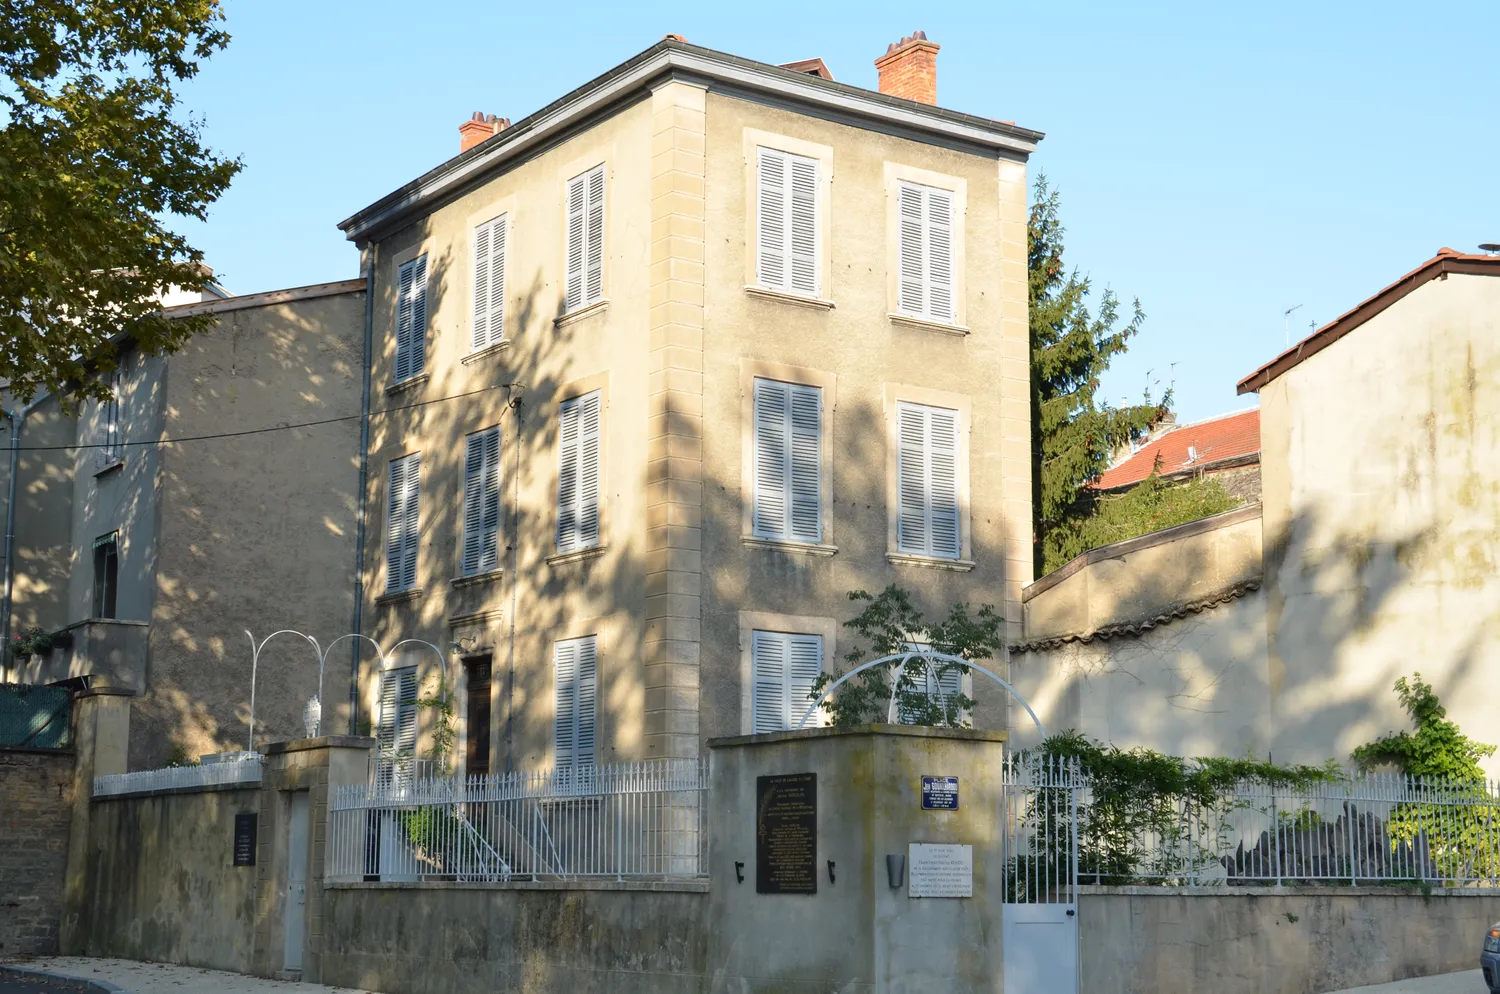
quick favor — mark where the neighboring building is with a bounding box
[1095,406,1261,504]
[336,34,1040,773]
[0,280,366,768]
[1011,248,1500,776]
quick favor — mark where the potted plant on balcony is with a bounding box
[9,626,54,660]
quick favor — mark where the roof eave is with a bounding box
[337,40,1043,243]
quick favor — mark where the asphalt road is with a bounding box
[0,972,98,994]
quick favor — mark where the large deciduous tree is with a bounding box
[1029,174,1168,575]
[0,1,241,402]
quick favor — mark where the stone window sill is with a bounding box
[386,372,430,397]
[546,545,607,567]
[741,536,839,557]
[554,299,609,329]
[888,313,970,338]
[744,286,835,311]
[375,587,425,606]
[94,458,125,478]
[885,552,976,573]
[461,340,511,365]
[450,569,504,590]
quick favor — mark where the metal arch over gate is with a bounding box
[794,650,1080,994]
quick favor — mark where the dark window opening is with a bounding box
[92,535,118,619]
[465,655,493,779]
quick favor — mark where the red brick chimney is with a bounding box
[459,112,509,153]
[875,31,940,105]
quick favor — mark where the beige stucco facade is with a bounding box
[1017,263,1500,774]
[3,284,365,768]
[344,39,1038,774]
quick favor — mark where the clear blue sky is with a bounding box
[176,0,1499,422]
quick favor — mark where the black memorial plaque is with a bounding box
[233,812,258,867]
[755,772,817,894]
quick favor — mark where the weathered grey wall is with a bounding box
[0,747,74,956]
[321,882,709,994]
[1081,885,1500,994]
[73,786,260,973]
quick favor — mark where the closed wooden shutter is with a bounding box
[395,255,428,381]
[756,148,819,296]
[386,454,421,591]
[472,215,507,350]
[753,379,821,543]
[565,165,605,311]
[556,391,602,553]
[896,182,956,323]
[752,631,824,732]
[554,636,598,773]
[461,427,501,575]
[897,643,964,723]
[896,402,961,559]
[378,667,418,754]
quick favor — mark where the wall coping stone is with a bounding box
[91,781,262,801]
[0,745,74,756]
[265,735,376,755]
[327,878,710,894]
[74,686,136,699]
[1079,884,1498,898]
[709,723,1007,749]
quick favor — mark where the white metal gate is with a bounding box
[1002,754,1080,994]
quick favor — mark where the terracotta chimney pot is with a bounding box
[875,31,940,105]
[459,112,509,154]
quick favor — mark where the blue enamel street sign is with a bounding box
[921,775,959,810]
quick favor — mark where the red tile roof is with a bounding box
[1238,248,1500,394]
[1094,408,1261,490]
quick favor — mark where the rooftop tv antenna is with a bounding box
[1283,304,1304,348]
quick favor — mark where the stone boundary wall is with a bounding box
[0,748,74,956]
[1081,885,1500,994]
[69,786,261,973]
[321,881,710,994]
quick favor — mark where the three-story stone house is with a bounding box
[337,34,1041,775]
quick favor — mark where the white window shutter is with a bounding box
[472,216,507,351]
[751,632,787,734]
[395,256,428,381]
[756,148,787,290]
[377,673,398,752]
[480,427,501,572]
[897,183,926,317]
[462,435,485,574]
[928,408,961,558]
[554,636,597,772]
[787,634,824,728]
[379,667,418,754]
[788,385,821,542]
[789,156,818,295]
[896,403,928,555]
[556,392,602,553]
[575,636,597,769]
[565,174,586,311]
[584,166,605,305]
[400,454,421,589]
[752,379,788,538]
[385,457,408,592]
[926,189,955,322]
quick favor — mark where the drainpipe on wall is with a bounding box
[348,246,376,734]
[0,397,43,681]
[503,385,524,773]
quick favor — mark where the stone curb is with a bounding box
[0,964,128,993]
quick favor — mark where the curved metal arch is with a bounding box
[244,628,320,752]
[387,638,454,701]
[307,633,388,736]
[794,650,1045,739]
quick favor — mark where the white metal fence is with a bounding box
[93,754,264,797]
[1013,767,1500,888]
[328,758,709,883]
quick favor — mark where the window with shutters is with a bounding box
[752,378,822,543]
[564,165,605,313]
[555,390,602,554]
[751,631,824,733]
[553,635,597,775]
[471,215,507,352]
[394,255,428,382]
[895,642,967,724]
[377,666,419,785]
[755,147,819,296]
[896,181,957,323]
[460,427,501,576]
[98,369,123,464]
[896,401,962,560]
[385,453,421,592]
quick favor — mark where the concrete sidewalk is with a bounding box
[1329,970,1484,993]
[1,959,384,994]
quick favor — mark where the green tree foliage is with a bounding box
[811,585,1006,727]
[1043,470,1242,571]
[1352,673,1496,780]
[0,1,241,402]
[1030,174,1168,576]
